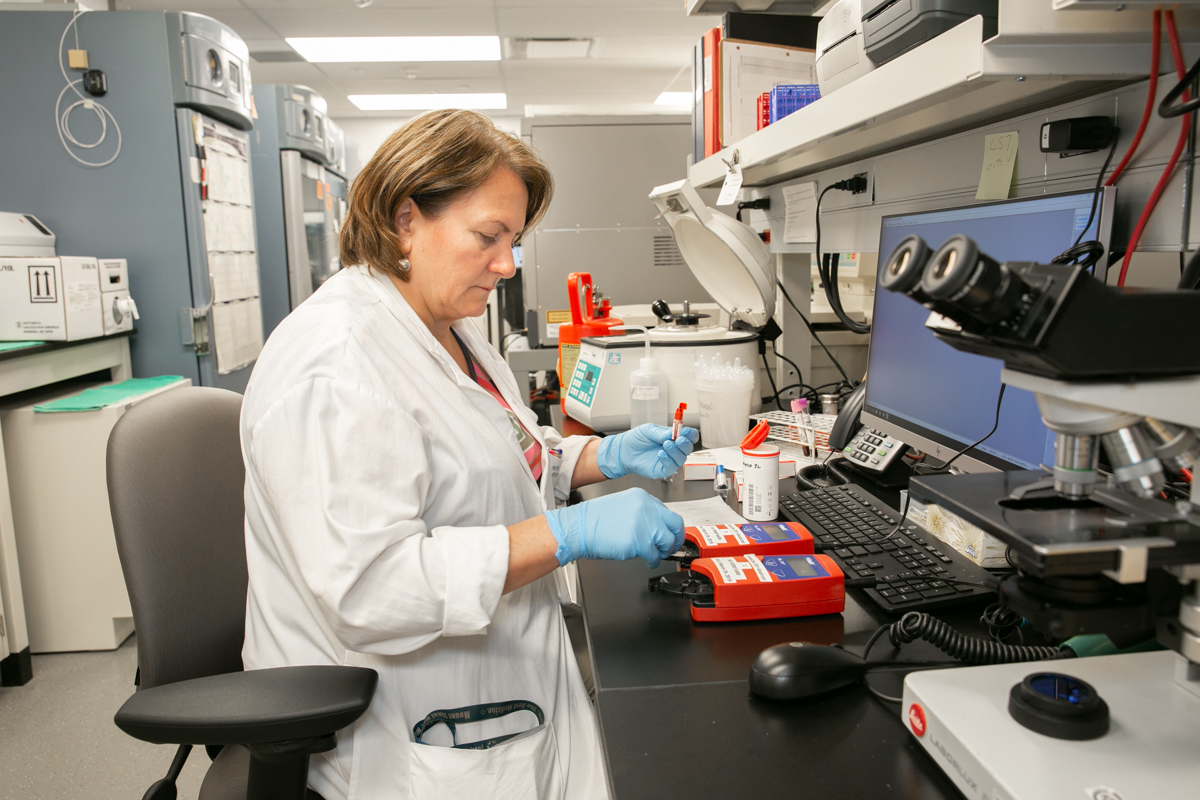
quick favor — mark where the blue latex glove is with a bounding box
[596,424,700,480]
[544,488,685,567]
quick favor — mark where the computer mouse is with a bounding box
[749,642,868,701]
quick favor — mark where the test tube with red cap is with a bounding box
[672,403,687,441]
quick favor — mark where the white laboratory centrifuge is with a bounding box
[565,179,776,433]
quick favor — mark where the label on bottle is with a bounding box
[630,385,659,400]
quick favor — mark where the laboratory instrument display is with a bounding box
[565,180,772,432]
[780,485,994,613]
[650,553,845,622]
[558,272,623,414]
[668,522,814,567]
[0,10,262,390]
[251,84,345,336]
[876,233,1200,799]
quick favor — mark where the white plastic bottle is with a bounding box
[630,354,668,427]
[622,325,668,427]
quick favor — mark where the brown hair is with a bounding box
[340,110,553,280]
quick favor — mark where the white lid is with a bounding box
[648,179,775,330]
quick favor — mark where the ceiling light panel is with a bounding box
[349,93,508,111]
[287,36,502,63]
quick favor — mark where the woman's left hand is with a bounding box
[596,424,699,480]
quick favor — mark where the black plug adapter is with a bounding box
[83,69,107,97]
[1040,116,1115,153]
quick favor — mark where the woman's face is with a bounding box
[393,168,528,329]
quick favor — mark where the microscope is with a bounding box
[879,234,1200,798]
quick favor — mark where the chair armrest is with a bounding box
[115,665,378,746]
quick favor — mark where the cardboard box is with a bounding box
[0,256,105,341]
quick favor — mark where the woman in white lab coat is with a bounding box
[239,109,699,800]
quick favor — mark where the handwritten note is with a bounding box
[976,131,1018,201]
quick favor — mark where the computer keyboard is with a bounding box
[779,484,996,614]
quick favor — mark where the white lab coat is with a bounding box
[240,265,609,800]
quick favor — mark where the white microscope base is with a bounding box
[901,651,1200,800]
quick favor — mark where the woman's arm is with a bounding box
[569,438,606,489]
[504,515,561,594]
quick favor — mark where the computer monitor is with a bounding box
[862,189,1114,472]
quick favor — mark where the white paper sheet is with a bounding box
[664,496,747,527]
[209,252,261,304]
[212,297,264,374]
[783,181,817,244]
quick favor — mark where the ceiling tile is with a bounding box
[496,7,713,38]
[253,8,500,37]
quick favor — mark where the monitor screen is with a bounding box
[863,190,1112,472]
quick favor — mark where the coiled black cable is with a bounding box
[883,611,1066,665]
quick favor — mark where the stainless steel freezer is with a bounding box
[251,85,345,337]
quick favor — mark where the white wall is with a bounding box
[334,115,523,181]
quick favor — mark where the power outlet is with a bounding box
[850,172,869,194]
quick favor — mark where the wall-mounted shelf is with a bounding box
[689,13,1197,189]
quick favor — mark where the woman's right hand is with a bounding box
[543,488,684,568]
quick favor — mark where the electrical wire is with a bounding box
[1071,129,1120,248]
[814,183,871,335]
[761,350,785,411]
[499,328,528,357]
[877,612,1066,665]
[774,278,857,386]
[1118,9,1192,287]
[913,385,1007,475]
[771,347,806,393]
[56,10,122,168]
[1106,9,1161,188]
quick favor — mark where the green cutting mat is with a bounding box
[0,341,45,353]
[35,376,186,413]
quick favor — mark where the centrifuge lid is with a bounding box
[648,179,775,329]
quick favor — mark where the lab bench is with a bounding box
[576,474,984,800]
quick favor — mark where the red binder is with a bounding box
[703,27,722,158]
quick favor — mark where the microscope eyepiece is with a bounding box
[879,235,933,298]
[920,235,1031,327]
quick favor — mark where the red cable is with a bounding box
[1117,11,1191,287]
[1183,467,1194,483]
[1107,9,1162,187]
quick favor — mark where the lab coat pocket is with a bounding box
[408,722,564,800]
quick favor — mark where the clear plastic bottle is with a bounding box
[630,355,668,427]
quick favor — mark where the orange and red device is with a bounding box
[668,522,814,567]
[650,553,845,622]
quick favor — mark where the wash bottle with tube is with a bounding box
[619,326,668,428]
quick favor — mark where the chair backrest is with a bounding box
[107,386,248,690]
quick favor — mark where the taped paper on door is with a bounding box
[212,298,264,374]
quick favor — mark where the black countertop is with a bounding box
[576,474,982,800]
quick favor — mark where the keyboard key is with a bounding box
[921,587,955,598]
[914,568,932,577]
[868,562,884,569]
[849,545,868,556]
[953,585,975,593]
[865,544,883,554]
[834,548,853,558]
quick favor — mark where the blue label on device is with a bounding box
[740,523,801,544]
[760,554,829,581]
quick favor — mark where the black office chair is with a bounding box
[106,386,376,800]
